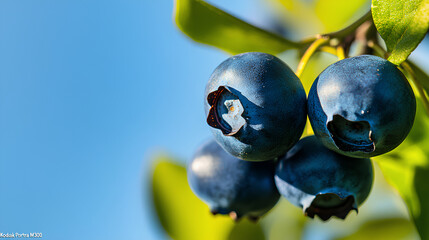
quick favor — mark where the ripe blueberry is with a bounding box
[205,52,307,161]
[274,136,373,221]
[187,139,280,221]
[308,55,416,158]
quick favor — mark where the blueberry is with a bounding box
[205,52,307,161]
[274,136,373,221]
[187,139,280,221]
[308,55,416,158]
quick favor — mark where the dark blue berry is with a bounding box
[275,136,373,221]
[205,52,307,161]
[308,55,416,158]
[187,139,280,221]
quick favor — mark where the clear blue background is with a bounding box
[1,1,428,240]
[0,0,270,239]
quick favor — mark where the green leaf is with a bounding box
[151,158,266,240]
[336,218,417,240]
[374,97,429,240]
[227,219,266,240]
[174,0,301,55]
[266,0,322,37]
[407,60,429,93]
[315,0,370,32]
[371,0,429,65]
[260,199,307,240]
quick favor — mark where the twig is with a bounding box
[296,37,329,77]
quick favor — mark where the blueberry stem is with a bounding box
[319,46,337,55]
[367,40,389,58]
[296,11,373,77]
[296,37,329,78]
[336,45,346,60]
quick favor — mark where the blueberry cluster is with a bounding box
[187,52,416,221]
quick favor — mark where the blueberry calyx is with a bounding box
[207,86,245,136]
[304,193,358,221]
[327,114,375,153]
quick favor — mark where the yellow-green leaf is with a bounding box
[315,0,370,32]
[227,219,266,240]
[336,218,417,240]
[260,199,307,240]
[371,0,429,65]
[374,97,429,240]
[174,0,301,55]
[407,60,429,93]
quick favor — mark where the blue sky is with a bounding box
[1,1,428,240]
[0,0,215,239]
[0,0,267,239]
